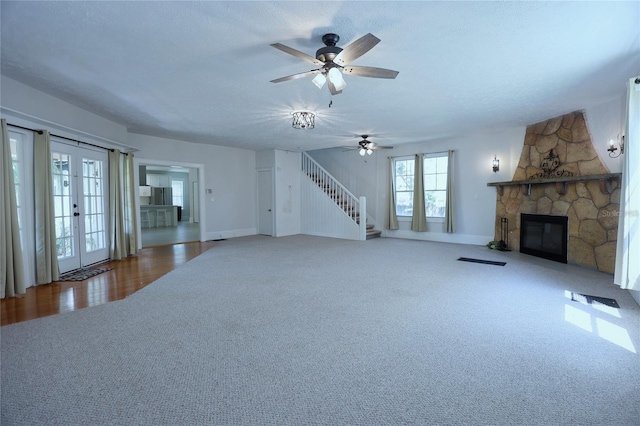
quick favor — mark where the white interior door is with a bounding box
[257,169,273,236]
[51,142,109,273]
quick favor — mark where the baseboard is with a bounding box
[628,289,640,307]
[204,228,257,241]
[381,229,493,246]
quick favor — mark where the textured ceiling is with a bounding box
[1,1,639,152]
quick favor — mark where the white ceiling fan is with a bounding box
[270,33,399,95]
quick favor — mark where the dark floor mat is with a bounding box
[58,267,113,282]
[571,292,620,308]
[457,257,506,266]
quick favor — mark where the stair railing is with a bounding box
[302,152,367,240]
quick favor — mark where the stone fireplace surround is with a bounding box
[489,111,620,274]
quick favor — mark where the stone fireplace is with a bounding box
[489,111,620,273]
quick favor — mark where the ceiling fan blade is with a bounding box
[333,33,380,65]
[327,79,343,95]
[270,43,324,66]
[342,65,399,79]
[270,69,322,83]
[372,145,394,150]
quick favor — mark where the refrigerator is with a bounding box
[151,187,173,205]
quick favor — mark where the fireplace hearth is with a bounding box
[520,214,568,263]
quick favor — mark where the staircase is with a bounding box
[302,153,381,240]
[366,224,382,239]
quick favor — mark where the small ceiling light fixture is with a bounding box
[291,111,315,130]
[607,134,624,158]
[492,155,500,173]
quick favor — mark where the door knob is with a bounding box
[74,212,80,217]
[268,209,272,212]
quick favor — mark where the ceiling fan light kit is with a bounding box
[348,135,393,155]
[311,73,326,89]
[270,33,399,96]
[327,68,346,91]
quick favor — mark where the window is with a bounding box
[423,154,448,218]
[10,133,26,242]
[394,157,414,216]
[8,128,35,285]
[393,152,448,218]
[171,179,184,208]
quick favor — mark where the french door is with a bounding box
[51,142,109,273]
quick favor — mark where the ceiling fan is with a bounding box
[270,33,399,95]
[343,135,393,156]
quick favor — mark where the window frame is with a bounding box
[423,152,449,219]
[171,178,185,208]
[392,151,448,222]
[392,156,415,218]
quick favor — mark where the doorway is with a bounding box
[137,160,203,247]
[257,169,274,236]
[51,142,110,273]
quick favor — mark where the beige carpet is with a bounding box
[2,235,639,425]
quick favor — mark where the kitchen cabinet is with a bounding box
[146,173,170,187]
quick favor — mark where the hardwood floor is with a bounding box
[1,241,215,326]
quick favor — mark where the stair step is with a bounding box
[366,229,382,240]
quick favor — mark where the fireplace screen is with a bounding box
[520,214,568,263]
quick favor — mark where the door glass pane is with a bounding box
[52,152,75,259]
[82,157,106,253]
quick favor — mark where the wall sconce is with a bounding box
[607,134,624,158]
[492,155,500,173]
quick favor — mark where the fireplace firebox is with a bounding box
[520,214,568,263]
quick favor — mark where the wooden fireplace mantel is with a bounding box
[487,173,621,196]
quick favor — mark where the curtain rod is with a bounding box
[8,123,128,155]
[387,149,453,159]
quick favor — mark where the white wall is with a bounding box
[128,133,257,241]
[309,127,525,245]
[1,76,130,148]
[584,98,625,174]
[0,75,260,242]
[308,97,626,247]
[255,149,301,237]
[274,150,301,237]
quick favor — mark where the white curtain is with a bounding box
[445,150,456,233]
[123,153,138,255]
[109,149,126,259]
[411,154,427,232]
[614,76,640,291]
[1,119,26,298]
[387,157,399,230]
[109,150,138,260]
[34,130,59,284]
